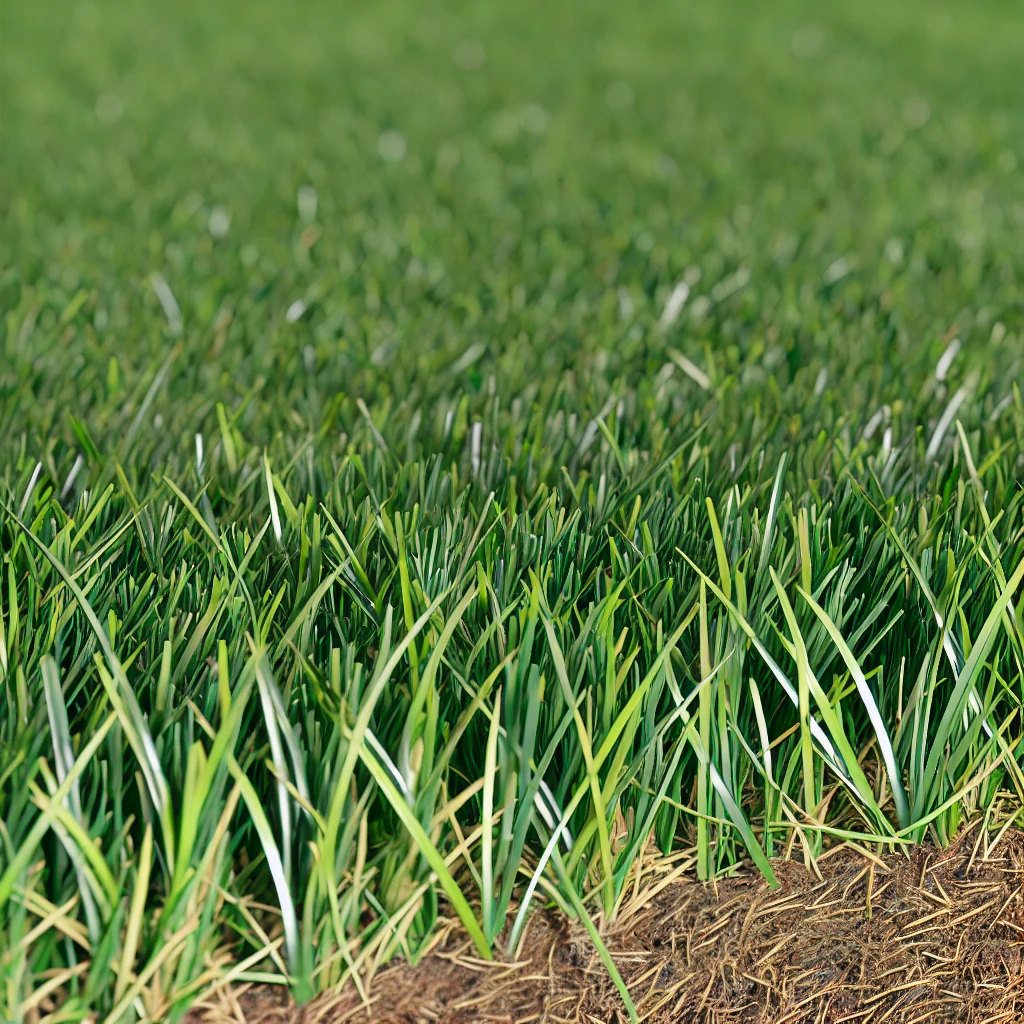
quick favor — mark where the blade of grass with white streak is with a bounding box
[318,587,472,964]
[680,551,849,778]
[480,686,502,944]
[697,581,712,880]
[917,553,1024,816]
[0,713,117,913]
[227,755,307,997]
[799,586,911,828]
[6,508,175,866]
[355,735,491,959]
[771,570,894,836]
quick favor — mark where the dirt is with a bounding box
[187,826,1024,1023]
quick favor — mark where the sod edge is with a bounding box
[184,824,1024,1024]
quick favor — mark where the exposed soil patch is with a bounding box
[189,828,1024,1023]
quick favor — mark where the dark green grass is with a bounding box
[2,0,1024,1020]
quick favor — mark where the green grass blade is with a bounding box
[356,737,492,959]
[799,586,911,828]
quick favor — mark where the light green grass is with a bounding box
[2,0,1024,1020]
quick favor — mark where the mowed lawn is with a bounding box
[1,0,1023,1020]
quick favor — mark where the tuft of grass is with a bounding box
[2,0,1024,1020]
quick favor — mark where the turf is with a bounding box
[2,0,1024,1020]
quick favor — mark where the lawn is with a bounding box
[2,0,1024,1020]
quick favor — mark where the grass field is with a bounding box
[2,0,1024,1020]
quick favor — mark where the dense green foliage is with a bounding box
[2,0,1023,1020]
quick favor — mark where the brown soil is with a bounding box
[188,827,1024,1023]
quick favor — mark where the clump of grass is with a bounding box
[3,0,1024,1019]
[3,422,1024,1021]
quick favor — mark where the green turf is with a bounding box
[2,0,1024,1019]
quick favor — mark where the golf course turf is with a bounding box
[2,0,1024,1020]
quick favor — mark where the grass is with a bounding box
[2,0,1024,1020]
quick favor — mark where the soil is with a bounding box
[187,827,1024,1023]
